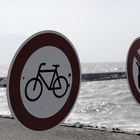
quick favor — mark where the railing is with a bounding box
[0,72,127,87]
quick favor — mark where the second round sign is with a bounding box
[7,31,81,131]
[127,38,140,104]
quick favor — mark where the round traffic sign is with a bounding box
[7,31,81,131]
[127,38,140,104]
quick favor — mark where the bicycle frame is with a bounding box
[33,63,61,90]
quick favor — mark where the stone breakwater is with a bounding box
[81,72,126,82]
[0,77,6,87]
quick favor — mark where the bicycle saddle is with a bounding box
[52,65,60,67]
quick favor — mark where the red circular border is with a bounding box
[7,31,81,131]
[127,38,140,104]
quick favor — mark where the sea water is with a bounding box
[1,62,140,133]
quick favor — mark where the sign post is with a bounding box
[127,38,140,103]
[7,31,81,131]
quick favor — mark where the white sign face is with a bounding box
[20,46,72,118]
[7,31,81,131]
[133,57,140,93]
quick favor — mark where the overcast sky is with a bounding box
[0,0,140,65]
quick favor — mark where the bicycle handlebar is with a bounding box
[39,63,46,70]
[40,63,46,66]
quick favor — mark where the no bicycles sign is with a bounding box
[7,31,81,131]
[127,38,140,104]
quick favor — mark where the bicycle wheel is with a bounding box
[53,76,69,98]
[25,78,43,102]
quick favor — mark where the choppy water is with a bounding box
[1,62,140,133]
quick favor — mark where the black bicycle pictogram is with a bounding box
[25,63,71,102]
